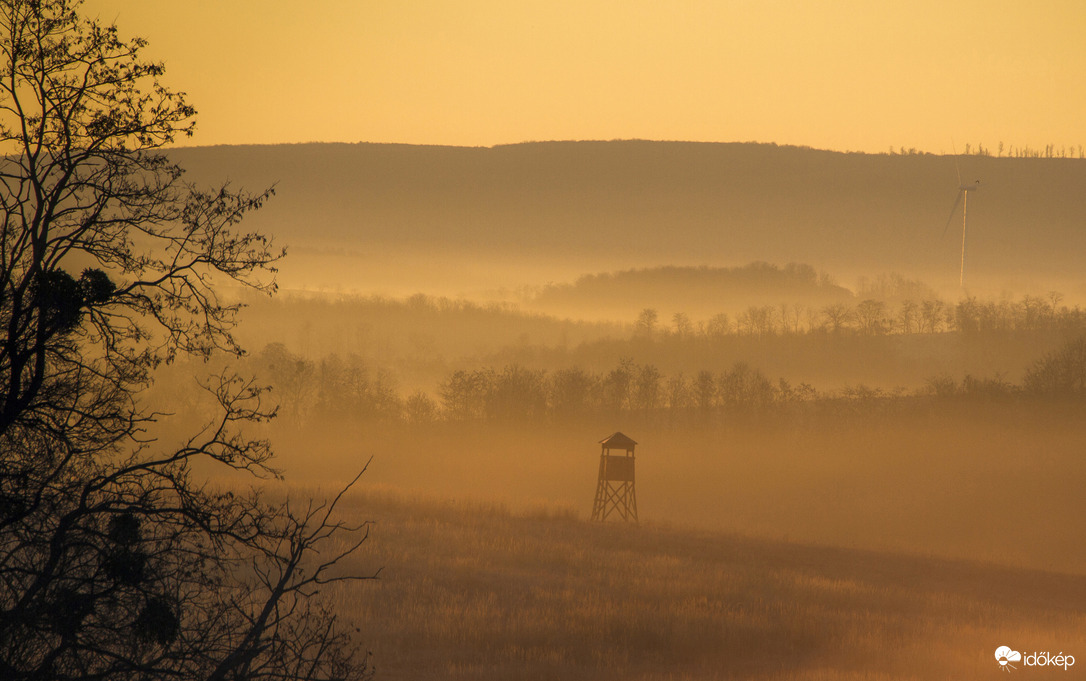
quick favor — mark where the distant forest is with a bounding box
[235,332,1084,428]
[528,262,853,318]
[223,267,1085,395]
[155,288,1086,430]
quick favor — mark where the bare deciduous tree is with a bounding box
[635,308,658,339]
[854,299,887,335]
[0,2,372,679]
[820,303,853,334]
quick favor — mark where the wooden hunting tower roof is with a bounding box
[599,432,637,451]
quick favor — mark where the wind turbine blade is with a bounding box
[951,139,962,185]
[943,190,964,236]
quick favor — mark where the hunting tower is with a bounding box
[591,432,638,522]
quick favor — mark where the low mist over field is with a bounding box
[137,139,1086,678]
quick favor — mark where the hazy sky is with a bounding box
[84,0,1085,153]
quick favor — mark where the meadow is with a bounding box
[310,487,1086,680]
[233,353,1086,678]
[267,400,1086,577]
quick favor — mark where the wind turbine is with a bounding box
[943,154,980,287]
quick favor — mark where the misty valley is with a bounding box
[137,141,1086,679]
[139,259,1086,678]
[157,265,1086,572]
[13,134,1086,680]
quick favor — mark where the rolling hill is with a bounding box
[169,141,1086,300]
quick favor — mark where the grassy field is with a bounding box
[318,489,1086,680]
[227,390,1086,678]
[263,400,1086,576]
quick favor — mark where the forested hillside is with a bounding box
[170,141,1086,299]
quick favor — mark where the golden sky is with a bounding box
[85,0,1085,153]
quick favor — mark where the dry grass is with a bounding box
[270,404,1086,574]
[317,489,1086,680]
[244,402,1086,678]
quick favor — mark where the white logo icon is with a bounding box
[996,646,1022,672]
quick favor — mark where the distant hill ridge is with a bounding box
[168,140,1086,293]
[530,261,853,316]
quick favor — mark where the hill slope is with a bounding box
[170,141,1086,297]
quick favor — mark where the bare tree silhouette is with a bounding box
[0,2,372,679]
[821,303,853,334]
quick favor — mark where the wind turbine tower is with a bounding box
[944,158,981,287]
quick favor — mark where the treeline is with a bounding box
[244,336,1086,428]
[530,262,852,317]
[888,142,1086,159]
[633,291,1084,340]
[206,289,1086,412]
[235,286,1086,370]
